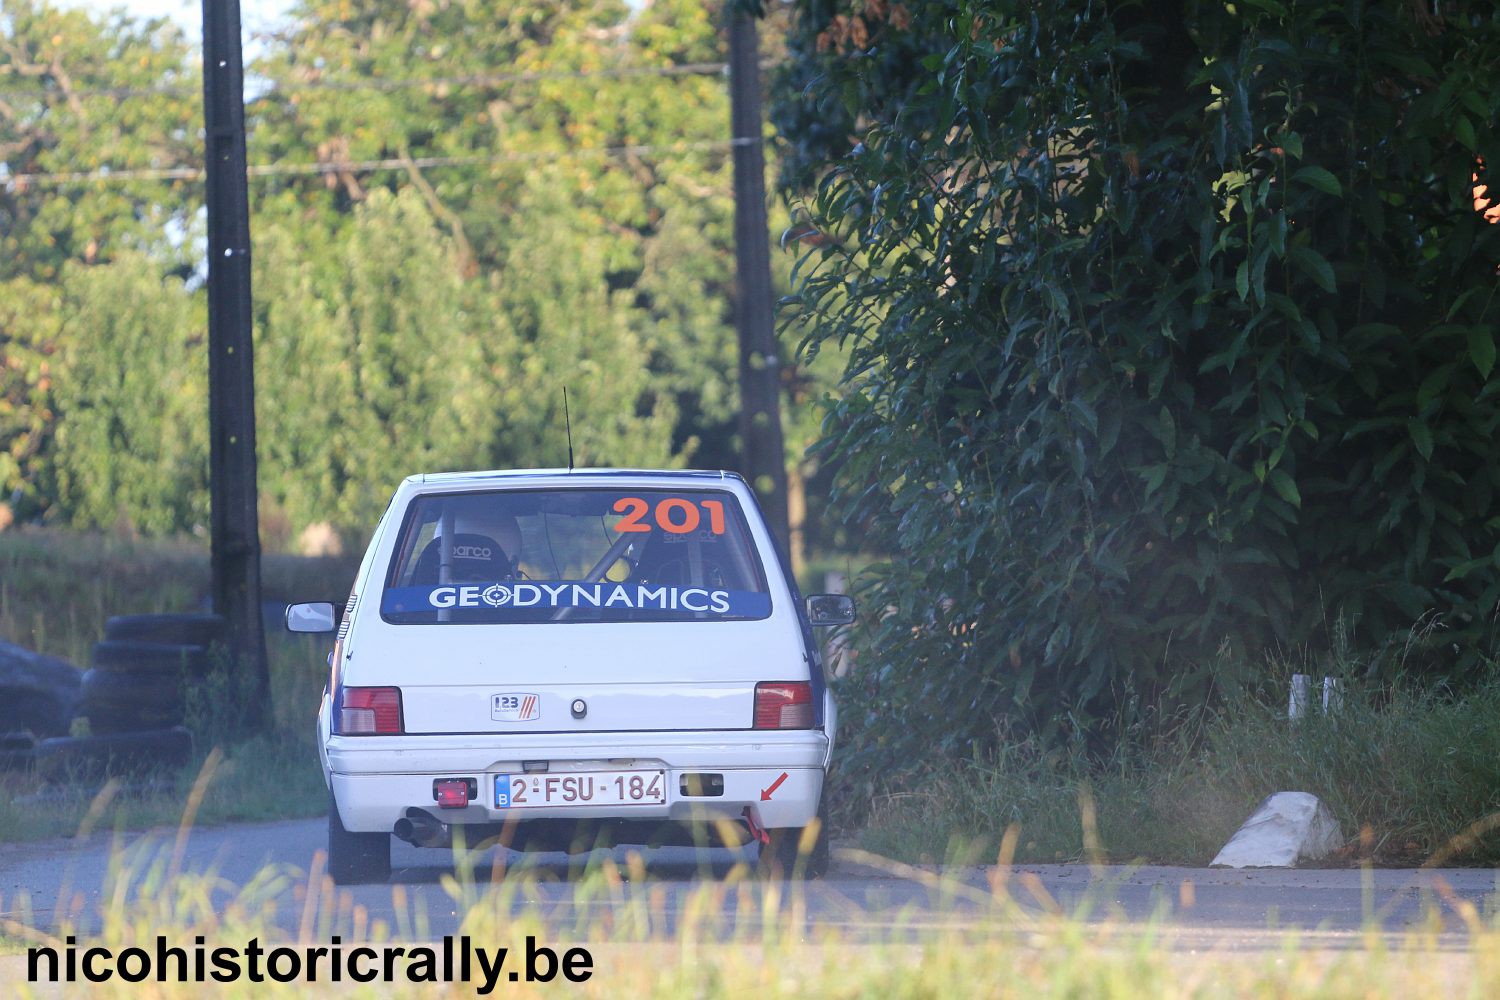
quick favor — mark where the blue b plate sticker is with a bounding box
[495,775,512,808]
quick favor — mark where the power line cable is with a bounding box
[0,59,773,103]
[2,136,761,190]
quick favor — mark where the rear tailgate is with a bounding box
[344,619,808,734]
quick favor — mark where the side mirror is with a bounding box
[806,593,855,627]
[286,602,337,634]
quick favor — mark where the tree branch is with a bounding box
[0,39,87,120]
[397,144,477,278]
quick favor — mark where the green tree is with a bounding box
[328,188,498,527]
[2,0,848,561]
[483,172,681,469]
[47,253,207,534]
[250,0,776,462]
[777,0,1500,765]
[0,278,60,513]
[249,195,361,541]
[1,2,199,513]
[0,1,198,279]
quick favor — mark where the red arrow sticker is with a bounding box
[760,772,789,802]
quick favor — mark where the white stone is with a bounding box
[1210,792,1343,868]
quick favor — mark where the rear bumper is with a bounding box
[326,729,828,834]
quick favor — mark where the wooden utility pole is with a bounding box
[728,8,791,559]
[202,0,269,727]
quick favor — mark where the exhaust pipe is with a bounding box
[393,808,450,848]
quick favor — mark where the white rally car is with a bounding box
[287,469,853,884]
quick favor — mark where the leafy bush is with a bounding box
[778,1,1500,769]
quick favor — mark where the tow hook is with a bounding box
[742,806,770,847]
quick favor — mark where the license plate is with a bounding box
[494,770,667,809]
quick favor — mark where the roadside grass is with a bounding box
[0,732,327,844]
[860,669,1500,867]
[0,527,354,842]
[0,526,359,666]
[0,837,1497,997]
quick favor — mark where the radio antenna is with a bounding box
[563,386,576,472]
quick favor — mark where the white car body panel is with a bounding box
[345,619,809,734]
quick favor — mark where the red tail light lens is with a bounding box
[433,778,473,809]
[338,687,403,735]
[753,682,813,729]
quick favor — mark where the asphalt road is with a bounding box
[3,815,1497,949]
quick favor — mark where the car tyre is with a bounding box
[81,669,185,733]
[33,727,194,783]
[103,614,226,647]
[757,816,830,880]
[2,687,74,739]
[327,789,391,885]
[91,640,211,676]
[0,732,36,773]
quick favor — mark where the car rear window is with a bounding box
[379,487,772,624]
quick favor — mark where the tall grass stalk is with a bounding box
[0,834,1498,997]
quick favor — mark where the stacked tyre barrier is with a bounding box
[0,732,38,773]
[0,636,82,773]
[34,613,223,785]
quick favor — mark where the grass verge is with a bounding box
[0,526,359,666]
[859,672,1500,867]
[0,731,326,844]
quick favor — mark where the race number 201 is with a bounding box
[612,497,726,535]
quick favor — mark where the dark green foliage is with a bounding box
[778,0,1500,770]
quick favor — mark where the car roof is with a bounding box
[405,468,745,488]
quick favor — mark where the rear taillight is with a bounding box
[433,778,473,809]
[753,682,813,729]
[338,687,403,735]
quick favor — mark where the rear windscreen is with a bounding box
[380,488,772,624]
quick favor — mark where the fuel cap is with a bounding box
[571,698,587,719]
